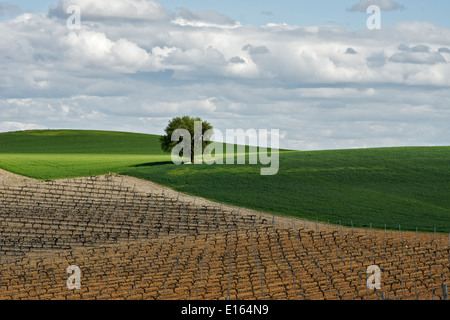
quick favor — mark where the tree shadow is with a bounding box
[131,161,174,168]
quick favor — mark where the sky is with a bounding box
[0,0,449,150]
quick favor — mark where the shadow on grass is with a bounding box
[131,161,174,168]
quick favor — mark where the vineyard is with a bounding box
[0,171,448,300]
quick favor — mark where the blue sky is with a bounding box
[1,0,449,150]
[161,0,450,29]
[6,0,450,29]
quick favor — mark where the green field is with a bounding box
[0,130,171,179]
[0,129,449,233]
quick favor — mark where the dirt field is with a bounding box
[0,170,448,300]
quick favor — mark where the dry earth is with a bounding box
[0,169,448,300]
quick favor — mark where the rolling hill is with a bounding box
[0,129,170,180]
[0,129,449,233]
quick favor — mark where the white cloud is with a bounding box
[0,121,46,132]
[0,1,449,150]
[389,44,447,64]
[171,8,240,28]
[48,0,169,21]
[60,30,171,73]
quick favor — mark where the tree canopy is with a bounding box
[160,116,213,163]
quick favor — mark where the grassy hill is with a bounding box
[0,129,449,233]
[0,130,170,179]
[124,146,450,233]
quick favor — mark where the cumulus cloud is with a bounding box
[349,0,404,12]
[172,8,239,28]
[61,30,161,73]
[389,44,447,64]
[48,0,169,21]
[0,1,450,151]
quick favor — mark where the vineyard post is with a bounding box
[215,208,219,230]
[434,248,438,265]
[20,210,25,254]
[251,225,264,300]
[414,280,418,300]
[343,250,346,268]
[413,249,417,274]
[251,220,254,249]
[291,267,296,298]
[300,280,306,300]
[258,258,265,300]
[350,252,353,271]
[400,270,404,297]
[129,284,133,300]
[170,261,176,282]
[196,270,199,300]
[24,267,28,294]
[227,232,232,300]
[429,264,432,289]
[51,255,55,297]
[196,208,200,233]
[443,284,448,300]
[14,261,19,299]
[134,271,137,296]
[200,248,205,282]
[96,258,101,300]
[117,264,120,287]
[327,269,332,297]
[318,257,321,278]
[39,250,43,300]
[163,275,166,300]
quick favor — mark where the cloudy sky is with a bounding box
[1,0,449,150]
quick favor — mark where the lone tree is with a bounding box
[160,116,213,163]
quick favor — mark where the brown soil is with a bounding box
[0,169,448,300]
